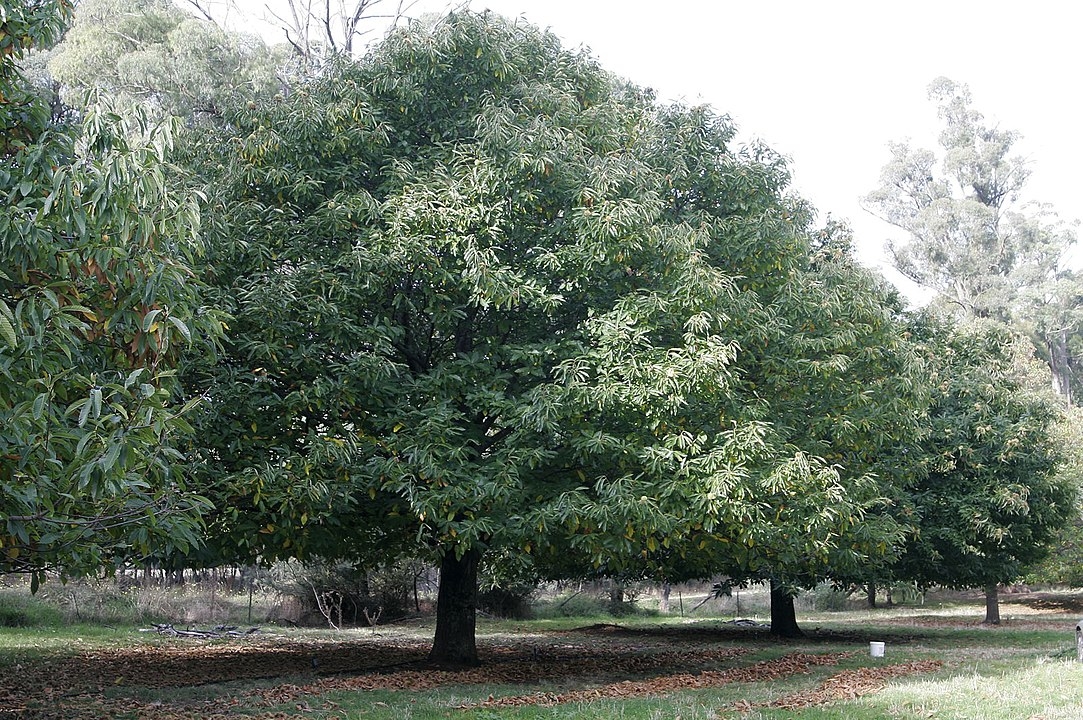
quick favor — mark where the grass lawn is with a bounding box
[1,588,1081,719]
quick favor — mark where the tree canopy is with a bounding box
[46,0,284,118]
[15,0,1073,657]
[866,77,1083,612]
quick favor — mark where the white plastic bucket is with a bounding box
[869,641,885,658]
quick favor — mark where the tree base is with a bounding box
[769,581,805,639]
[428,548,482,666]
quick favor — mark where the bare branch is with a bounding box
[180,0,219,24]
[323,0,338,52]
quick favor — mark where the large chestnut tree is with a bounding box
[185,11,914,663]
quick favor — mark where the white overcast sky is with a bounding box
[218,0,1083,303]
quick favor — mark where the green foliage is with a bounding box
[186,11,754,567]
[589,221,924,600]
[1023,407,1083,586]
[808,583,853,612]
[531,592,608,619]
[269,558,418,625]
[894,317,1078,590]
[176,9,921,658]
[0,1,70,157]
[0,0,223,577]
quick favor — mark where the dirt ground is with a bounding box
[2,589,1077,719]
[0,622,938,719]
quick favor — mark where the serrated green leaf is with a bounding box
[75,431,94,456]
[90,386,102,419]
[77,398,91,427]
[31,393,46,420]
[100,441,121,472]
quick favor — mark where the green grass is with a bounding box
[0,587,65,627]
[0,623,138,662]
[843,655,1083,720]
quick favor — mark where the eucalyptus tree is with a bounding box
[46,0,285,119]
[254,0,412,68]
[864,77,1079,402]
[894,317,1076,623]
[1,0,222,582]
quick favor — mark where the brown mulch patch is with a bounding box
[467,651,850,708]
[0,634,748,719]
[250,643,751,707]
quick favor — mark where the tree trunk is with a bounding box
[769,581,804,638]
[866,582,877,608]
[1048,330,1073,405]
[660,582,671,614]
[983,583,1001,625]
[428,548,482,666]
[608,580,625,614]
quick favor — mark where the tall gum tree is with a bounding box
[46,0,285,120]
[864,77,1080,403]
